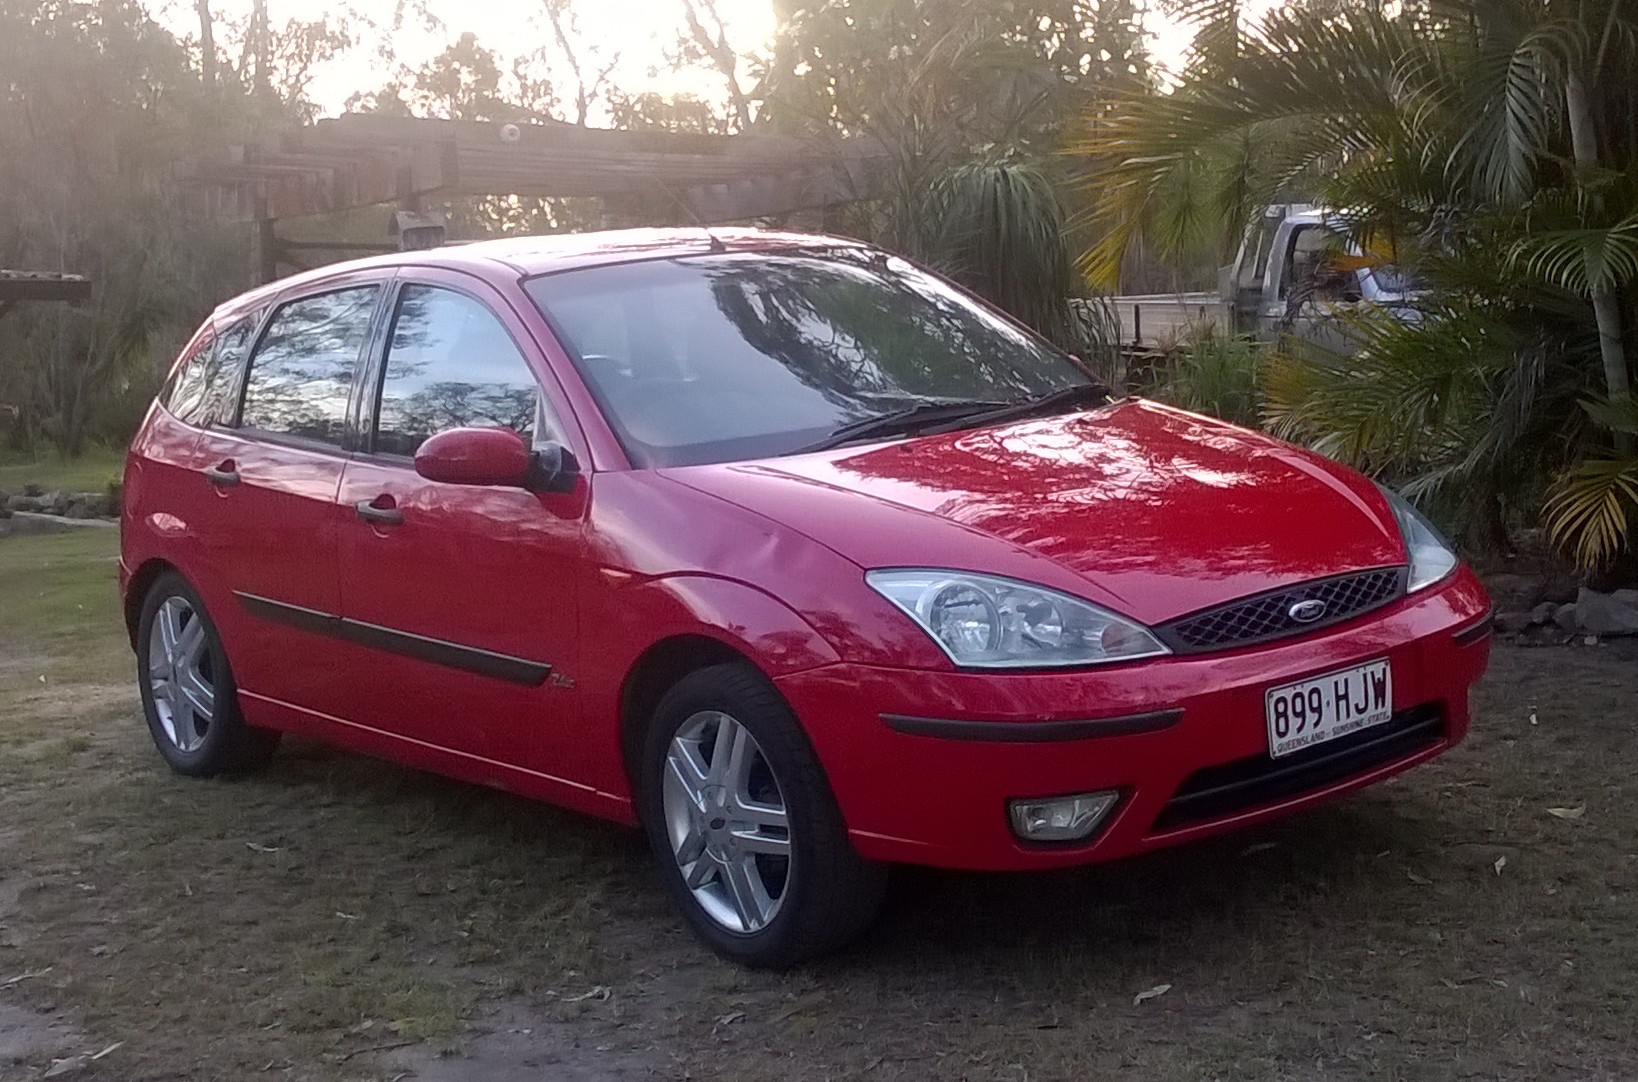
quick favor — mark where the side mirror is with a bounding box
[414,427,534,488]
[528,442,580,494]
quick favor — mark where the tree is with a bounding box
[1076,0,1638,563]
[678,0,753,130]
[540,0,619,125]
[606,90,732,134]
[0,0,242,454]
[752,0,1146,351]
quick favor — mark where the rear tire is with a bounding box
[638,662,886,968]
[136,572,279,777]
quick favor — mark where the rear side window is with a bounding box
[372,284,549,457]
[240,286,380,445]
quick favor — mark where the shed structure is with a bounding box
[181,113,890,282]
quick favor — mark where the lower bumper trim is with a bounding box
[881,708,1183,743]
[1152,703,1445,832]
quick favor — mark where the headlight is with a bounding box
[866,569,1168,668]
[1377,485,1458,592]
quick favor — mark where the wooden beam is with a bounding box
[0,271,92,304]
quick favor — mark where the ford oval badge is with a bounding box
[1288,599,1327,623]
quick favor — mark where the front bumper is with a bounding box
[777,567,1492,871]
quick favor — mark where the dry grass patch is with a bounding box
[2,526,1636,1080]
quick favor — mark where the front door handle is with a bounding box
[203,462,240,488]
[355,497,404,526]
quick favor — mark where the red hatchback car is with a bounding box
[122,229,1493,966]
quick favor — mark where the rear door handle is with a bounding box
[203,463,240,488]
[354,497,404,526]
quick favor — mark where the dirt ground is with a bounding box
[2,527,1636,1081]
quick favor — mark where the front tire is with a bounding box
[639,663,886,968]
[136,572,279,777]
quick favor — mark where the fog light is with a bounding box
[1008,790,1119,843]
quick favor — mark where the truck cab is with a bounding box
[1223,205,1421,350]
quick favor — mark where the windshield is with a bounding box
[525,250,1093,467]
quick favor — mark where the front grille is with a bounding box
[1157,567,1406,654]
[1151,704,1444,832]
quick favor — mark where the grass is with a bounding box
[2,528,1637,1080]
[0,446,126,495]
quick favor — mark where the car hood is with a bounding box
[660,399,1407,625]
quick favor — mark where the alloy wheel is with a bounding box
[145,595,215,753]
[661,710,793,933]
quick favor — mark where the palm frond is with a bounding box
[1544,456,1638,567]
[1509,217,1638,295]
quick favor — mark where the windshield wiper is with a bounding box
[793,399,1006,454]
[918,382,1111,436]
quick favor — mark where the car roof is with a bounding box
[212,227,870,323]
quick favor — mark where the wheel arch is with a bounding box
[618,634,754,801]
[124,557,180,648]
[599,573,844,805]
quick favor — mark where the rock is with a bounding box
[1529,601,1559,625]
[1573,587,1638,637]
[1553,604,1581,633]
[7,494,42,513]
[1493,611,1534,634]
[1613,588,1638,609]
[45,490,71,516]
[64,500,94,520]
[21,481,42,497]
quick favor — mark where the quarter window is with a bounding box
[240,286,380,445]
[198,317,258,427]
[374,285,549,457]
[161,326,216,423]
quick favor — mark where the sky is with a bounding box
[153,0,1212,121]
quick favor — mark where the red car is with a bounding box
[121,229,1492,966]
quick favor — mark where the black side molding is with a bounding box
[235,592,551,687]
[881,708,1183,743]
[1451,612,1494,647]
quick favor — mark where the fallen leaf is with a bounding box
[1133,983,1171,1005]
[1493,856,1507,876]
[564,985,610,1003]
[90,1043,123,1061]
[1547,806,1586,820]
[245,842,283,853]
[1240,842,1278,856]
[1406,871,1433,886]
[3,966,52,986]
[335,912,360,920]
[43,1057,82,1078]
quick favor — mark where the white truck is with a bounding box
[1107,204,1420,350]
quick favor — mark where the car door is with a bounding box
[188,275,390,722]
[331,272,591,785]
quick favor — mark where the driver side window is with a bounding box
[373,284,560,457]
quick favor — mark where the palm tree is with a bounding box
[1074,0,1638,565]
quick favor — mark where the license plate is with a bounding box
[1265,659,1392,759]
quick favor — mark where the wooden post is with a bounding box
[257,216,280,284]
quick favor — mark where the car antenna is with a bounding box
[647,174,728,252]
